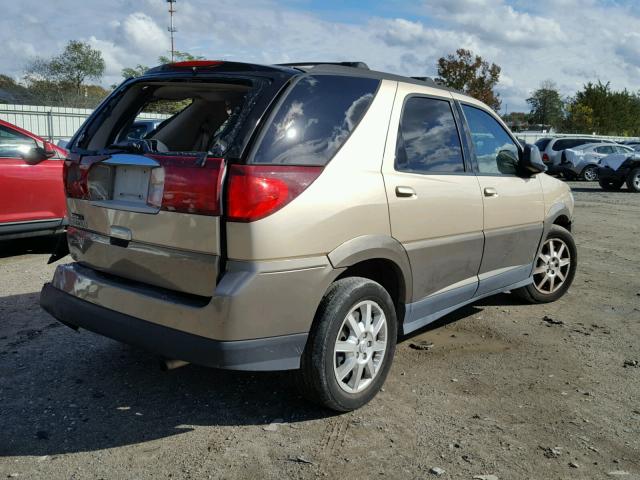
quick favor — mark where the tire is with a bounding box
[626,167,640,192]
[513,225,577,304]
[598,177,624,191]
[581,165,598,182]
[296,277,397,412]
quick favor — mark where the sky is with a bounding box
[1,0,640,112]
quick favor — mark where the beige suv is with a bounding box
[41,61,577,411]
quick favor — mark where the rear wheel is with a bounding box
[297,277,397,412]
[581,165,598,181]
[513,225,577,304]
[626,167,640,192]
[598,177,624,191]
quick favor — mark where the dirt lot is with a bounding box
[0,182,638,480]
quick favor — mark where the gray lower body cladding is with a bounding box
[40,283,308,371]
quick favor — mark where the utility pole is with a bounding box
[167,0,177,62]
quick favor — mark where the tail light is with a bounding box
[226,165,323,222]
[63,156,225,217]
[63,161,90,199]
[153,156,224,216]
[542,153,550,163]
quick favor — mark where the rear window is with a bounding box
[251,75,379,165]
[534,138,551,150]
[82,79,260,156]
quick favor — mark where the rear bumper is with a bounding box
[40,258,339,370]
[41,283,307,371]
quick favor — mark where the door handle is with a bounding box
[483,187,498,197]
[395,186,416,198]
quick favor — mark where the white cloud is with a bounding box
[0,0,639,112]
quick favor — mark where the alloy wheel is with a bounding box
[333,300,387,394]
[532,238,571,294]
[583,166,598,181]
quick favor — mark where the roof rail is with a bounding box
[411,76,442,86]
[278,61,370,70]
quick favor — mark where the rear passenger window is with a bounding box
[395,96,464,174]
[252,75,379,165]
[462,105,519,175]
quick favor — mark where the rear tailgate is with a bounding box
[65,153,223,297]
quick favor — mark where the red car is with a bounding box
[0,119,68,240]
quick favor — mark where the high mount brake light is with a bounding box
[169,60,223,68]
[226,165,323,222]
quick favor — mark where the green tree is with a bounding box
[122,64,148,79]
[563,81,640,136]
[24,40,106,107]
[564,102,594,133]
[158,50,204,65]
[26,41,105,96]
[436,48,502,111]
[527,80,564,130]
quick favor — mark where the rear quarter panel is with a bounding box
[225,79,398,261]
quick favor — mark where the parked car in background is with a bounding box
[124,119,164,140]
[40,60,577,412]
[598,150,640,192]
[559,143,634,181]
[537,136,606,174]
[0,120,68,240]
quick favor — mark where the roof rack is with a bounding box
[411,76,442,86]
[278,62,370,70]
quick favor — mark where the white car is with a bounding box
[559,143,634,181]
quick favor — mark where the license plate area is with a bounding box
[113,166,150,205]
[87,154,162,214]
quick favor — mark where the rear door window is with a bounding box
[251,75,379,165]
[395,96,464,174]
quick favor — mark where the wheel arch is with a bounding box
[328,235,413,307]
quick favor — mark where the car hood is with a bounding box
[600,153,640,171]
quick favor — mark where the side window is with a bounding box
[395,96,464,174]
[252,75,380,165]
[0,126,37,158]
[462,105,519,175]
[595,145,614,154]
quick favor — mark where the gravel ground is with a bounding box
[1,181,639,480]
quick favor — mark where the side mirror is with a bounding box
[519,144,547,176]
[21,146,54,165]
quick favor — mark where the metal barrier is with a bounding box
[0,104,167,142]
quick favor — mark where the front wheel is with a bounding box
[513,225,577,303]
[581,165,598,181]
[296,277,397,412]
[627,167,640,192]
[598,177,624,191]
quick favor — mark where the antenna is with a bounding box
[167,0,177,62]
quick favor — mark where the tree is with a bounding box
[122,64,148,79]
[23,40,106,107]
[26,41,105,96]
[158,50,204,65]
[563,81,640,136]
[527,80,564,130]
[436,49,502,111]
